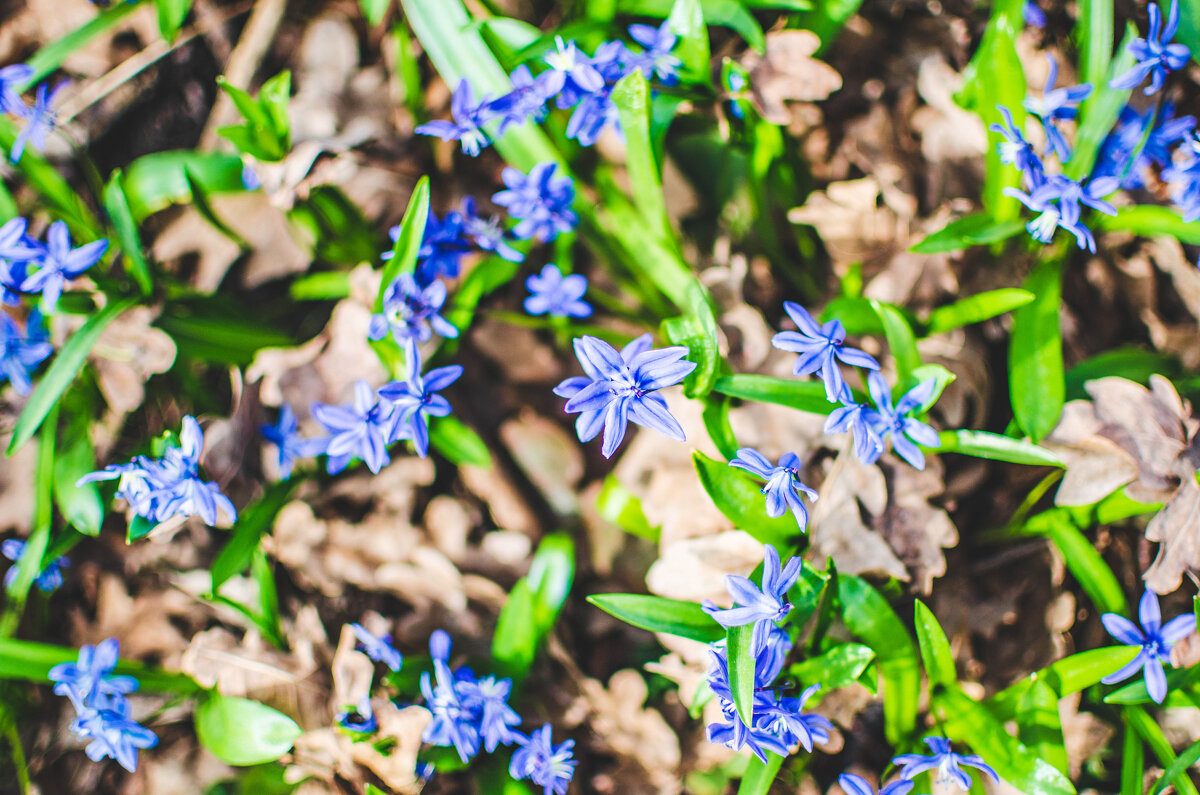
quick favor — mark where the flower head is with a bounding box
[492,163,578,243]
[1101,588,1197,703]
[460,197,523,262]
[457,674,523,753]
[1023,55,1091,162]
[771,302,880,402]
[510,724,577,795]
[555,334,695,458]
[1023,1,1046,28]
[865,372,940,470]
[412,208,472,285]
[0,217,43,305]
[0,64,33,116]
[824,388,884,463]
[368,274,458,345]
[1004,173,1118,252]
[894,737,999,791]
[2,538,67,592]
[20,221,108,311]
[0,310,51,395]
[702,543,803,655]
[542,37,605,109]
[1165,135,1200,220]
[261,404,322,479]
[49,638,139,710]
[487,65,556,134]
[348,623,403,672]
[311,381,395,475]
[628,21,682,84]
[525,264,592,318]
[11,80,65,163]
[564,41,632,145]
[991,105,1046,190]
[415,79,494,156]
[1110,0,1191,95]
[1097,102,1195,189]
[376,340,462,458]
[757,683,833,753]
[730,448,817,531]
[839,774,915,795]
[69,700,158,773]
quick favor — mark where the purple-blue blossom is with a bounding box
[261,403,322,479]
[824,388,884,464]
[1023,1,1046,28]
[457,674,523,753]
[48,638,138,710]
[702,543,802,655]
[1095,103,1195,189]
[628,21,682,84]
[377,340,462,458]
[492,163,578,243]
[460,197,523,262]
[1023,55,1091,162]
[1110,0,1190,96]
[1101,588,1196,703]
[2,538,68,592]
[524,264,592,318]
[865,372,940,470]
[311,380,394,475]
[0,217,42,304]
[0,310,51,395]
[68,699,159,773]
[542,37,605,109]
[991,105,1045,190]
[11,81,65,163]
[487,65,556,134]
[509,724,577,795]
[0,63,33,116]
[415,79,494,156]
[840,774,915,795]
[729,448,817,531]
[1165,136,1200,220]
[1004,173,1118,252]
[771,302,880,402]
[756,683,832,753]
[411,208,471,285]
[20,221,109,311]
[894,737,999,791]
[349,623,403,672]
[565,41,631,146]
[555,334,695,458]
[368,274,458,345]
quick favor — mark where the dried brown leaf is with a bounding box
[1144,477,1200,594]
[740,30,842,124]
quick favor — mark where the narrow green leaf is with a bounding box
[693,450,799,548]
[211,480,296,595]
[913,600,955,687]
[713,374,848,415]
[700,393,739,461]
[23,3,139,87]
[666,0,711,84]
[1041,515,1127,615]
[359,0,390,25]
[195,694,301,766]
[1010,258,1064,442]
[0,119,102,237]
[614,0,768,51]
[493,534,574,681]
[1151,737,1200,795]
[1122,717,1145,795]
[820,296,888,336]
[737,751,784,795]
[122,151,246,222]
[990,649,1139,721]
[612,72,671,243]
[1075,0,1114,91]
[1017,677,1069,776]
[789,643,875,693]
[727,623,756,727]
[936,430,1064,467]
[587,594,724,643]
[1067,25,1137,180]
[596,476,659,541]
[910,214,1027,254]
[428,415,491,468]
[102,171,153,295]
[1104,662,1200,705]
[52,406,104,536]
[1175,0,1200,70]
[0,638,200,693]
[377,177,430,311]
[259,71,292,141]
[492,580,537,679]
[528,533,574,630]
[924,289,1035,335]
[662,282,720,398]
[289,271,351,301]
[1099,204,1200,244]
[9,299,135,455]
[1127,705,1200,795]
[154,0,194,42]
[184,167,248,246]
[871,300,920,384]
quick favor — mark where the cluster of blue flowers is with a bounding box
[2,538,68,592]
[337,624,576,794]
[0,62,66,164]
[79,416,236,528]
[48,638,158,772]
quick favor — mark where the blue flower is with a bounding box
[487,65,556,134]
[824,388,884,463]
[1004,173,1118,252]
[49,638,139,711]
[412,208,472,285]
[1023,55,1091,162]
[69,699,159,773]
[311,380,394,474]
[771,302,880,402]
[991,105,1045,189]
[628,21,682,84]
[556,334,695,458]
[1023,1,1046,28]
[729,449,817,531]
[865,372,940,470]
[0,217,43,304]
[457,674,523,753]
[240,163,261,190]
[261,404,322,479]
[20,221,108,311]
[564,42,631,145]
[542,37,605,108]
[368,273,458,345]
[1165,136,1200,220]
[415,79,494,156]
[336,696,378,734]
[509,724,577,795]
[377,340,462,458]
[492,163,578,243]
[0,310,52,395]
[11,81,65,163]
[1111,0,1190,96]
[2,538,67,592]
[894,737,999,791]
[0,64,33,116]
[702,633,795,761]
[1101,588,1196,703]
[460,196,523,262]
[349,623,403,672]
[702,543,802,655]
[525,265,592,318]
[839,774,915,795]
[756,683,833,753]
[554,333,647,445]
[1096,103,1195,189]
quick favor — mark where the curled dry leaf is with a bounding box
[348,703,431,794]
[91,306,177,418]
[788,177,908,267]
[739,30,842,125]
[809,451,908,583]
[881,458,959,594]
[331,624,376,712]
[1144,477,1200,594]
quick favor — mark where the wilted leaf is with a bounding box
[739,30,841,124]
[1144,478,1200,595]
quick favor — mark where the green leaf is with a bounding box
[195,694,302,766]
[287,185,382,266]
[820,296,888,336]
[789,0,861,51]
[1104,662,1200,705]
[737,752,784,795]
[1099,204,1200,244]
[493,534,574,681]
[127,514,157,544]
[614,0,768,51]
[936,685,1075,795]
[700,393,739,461]
[789,643,875,693]
[155,301,295,366]
[1075,0,1114,91]
[155,0,194,41]
[713,374,847,415]
[289,271,351,301]
[1151,737,1200,795]
[612,72,672,243]
[377,177,431,311]
[9,299,135,455]
[259,71,292,140]
[1017,677,1069,776]
[428,415,491,468]
[727,622,757,727]
[910,214,1027,254]
[1065,347,1184,401]
[0,119,102,238]
[1122,713,1145,795]
[359,0,390,24]
[838,575,919,745]
[596,475,659,541]
[491,580,537,679]
[103,171,153,295]
[122,151,246,222]
[53,405,104,536]
[0,638,200,693]
[913,600,955,687]
[989,647,1142,720]
[211,480,296,595]
[184,167,249,247]
[908,363,955,412]
[666,0,711,84]
[924,289,1035,335]
[22,3,139,86]
[663,282,720,398]
[936,430,1064,467]
[1067,24,1136,180]
[1039,514,1127,615]
[1010,258,1064,442]
[587,594,724,643]
[871,300,920,384]
[1127,705,1200,795]
[693,450,799,548]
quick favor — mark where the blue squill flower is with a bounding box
[335,696,378,734]
[368,274,458,345]
[1165,136,1200,220]
[2,538,68,592]
[894,737,999,791]
[771,302,880,402]
[377,340,462,458]
[261,404,323,479]
[702,543,802,655]
[415,80,494,156]
[11,81,65,163]
[824,388,884,463]
[492,163,578,243]
[757,683,832,753]
[0,64,33,116]
[1096,103,1196,188]
[49,638,139,710]
[349,623,403,672]
[240,163,261,190]
[509,724,577,795]
[0,217,43,305]
[0,310,52,395]
[839,774,915,795]
[1024,55,1091,162]
[488,65,556,134]
[991,105,1045,189]
[865,372,940,470]
[1101,588,1196,703]
[421,630,481,762]
[703,639,792,761]
[311,381,394,474]
[457,674,523,753]
[524,265,592,318]
[20,221,107,311]
[557,334,695,458]
[628,21,682,84]
[729,449,817,531]
[565,41,631,146]
[460,197,523,262]
[1023,1,1046,27]
[542,37,605,108]
[68,699,158,773]
[1111,0,1190,95]
[412,208,472,285]
[1005,173,1118,252]
[553,333,650,446]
